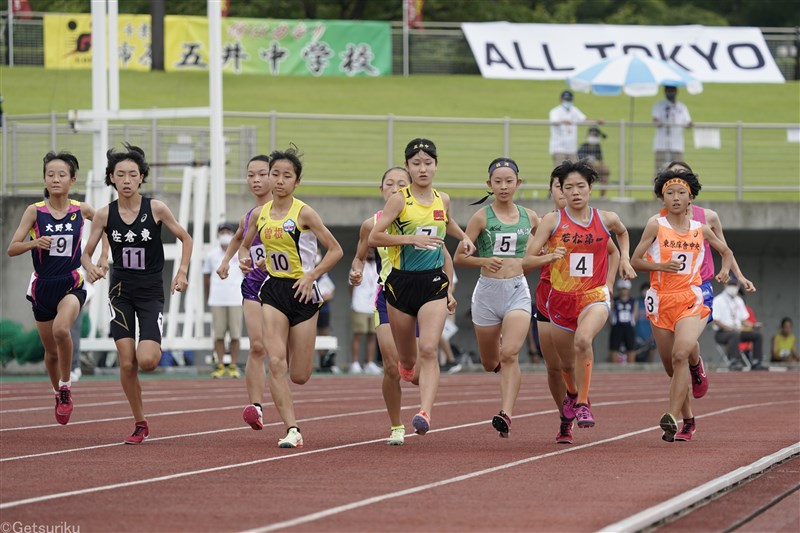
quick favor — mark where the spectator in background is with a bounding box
[634,282,656,362]
[713,277,765,370]
[204,222,243,378]
[652,86,693,172]
[577,126,609,196]
[609,279,637,364]
[549,90,600,166]
[772,317,798,363]
[315,252,338,372]
[349,248,381,375]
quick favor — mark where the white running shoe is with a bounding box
[363,361,383,375]
[387,426,405,446]
[278,427,304,448]
[349,361,363,374]
[70,367,82,383]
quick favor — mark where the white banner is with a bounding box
[462,23,784,83]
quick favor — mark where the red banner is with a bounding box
[406,0,424,28]
[11,0,33,18]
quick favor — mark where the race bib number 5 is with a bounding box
[493,233,518,256]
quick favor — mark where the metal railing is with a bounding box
[2,111,799,201]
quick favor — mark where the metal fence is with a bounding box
[2,13,799,80]
[3,111,799,201]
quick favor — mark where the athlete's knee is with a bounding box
[119,359,137,375]
[248,340,266,360]
[384,362,400,381]
[416,342,438,360]
[51,323,71,345]
[267,355,288,375]
[290,370,310,385]
[480,358,498,372]
[574,333,593,355]
[139,358,159,372]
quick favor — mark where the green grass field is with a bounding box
[2,66,799,200]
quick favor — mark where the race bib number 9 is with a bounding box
[122,247,146,270]
[48,234,73,257]
[570,253,594,277]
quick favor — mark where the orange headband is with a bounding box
[662,178,690,195]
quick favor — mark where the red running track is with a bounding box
[1,371,798,532]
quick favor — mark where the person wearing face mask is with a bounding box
[713,277,765,370]
[578,126,610,196]
[652,86,693,173]
[204,222,245,378]
[549,90,601,166]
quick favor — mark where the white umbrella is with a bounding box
[566,54,702,186]
[567,53,703,96]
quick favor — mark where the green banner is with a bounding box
[165,16,392,76]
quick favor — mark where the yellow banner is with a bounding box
[44,13,152,70]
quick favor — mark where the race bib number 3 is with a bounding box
[670,251,694,274]
[122,247,146,270]
[569,253,593,277]
[493,233,518,256]
[48,234,74,257]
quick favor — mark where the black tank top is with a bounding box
[106,197,165,278]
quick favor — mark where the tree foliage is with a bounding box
[26,0,800,26]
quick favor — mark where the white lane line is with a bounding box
[596,441,800,533]
[240,401,794,533]
[0,401,789,512]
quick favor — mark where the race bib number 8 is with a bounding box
[251,243,266,264]
[493,233,517,256]
[48,234,73,257]
[122,247,146,270]
[671,251,694,274]
[570,253,593,277]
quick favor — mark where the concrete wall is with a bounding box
[2,194,798,366]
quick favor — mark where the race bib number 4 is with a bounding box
[570,253,593,277]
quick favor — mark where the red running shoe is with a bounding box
[397,362,415,383]
[561,393,578,420]
[675,420,696,441]
[492,411,511,438]
[243,405,263,430]
[55,386,73,425]
[124,421,150,445]
[689,356,709,399]
[556,417,574,444]
[412,410,430,435]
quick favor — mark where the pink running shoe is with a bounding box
[55,386,73,425]
[675,420,696,442]
[397,362,415,383]
[689,357,709,399]
[124,421,149,445]
[556,418,574,444]
[561,393,578,420]
[412,410,430,435]
[491,411,511,438]
[574,404,595,428]
[243,405,263,430]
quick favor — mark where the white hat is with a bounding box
[616,279,632,290]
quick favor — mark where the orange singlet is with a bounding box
[643,216,710,331]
